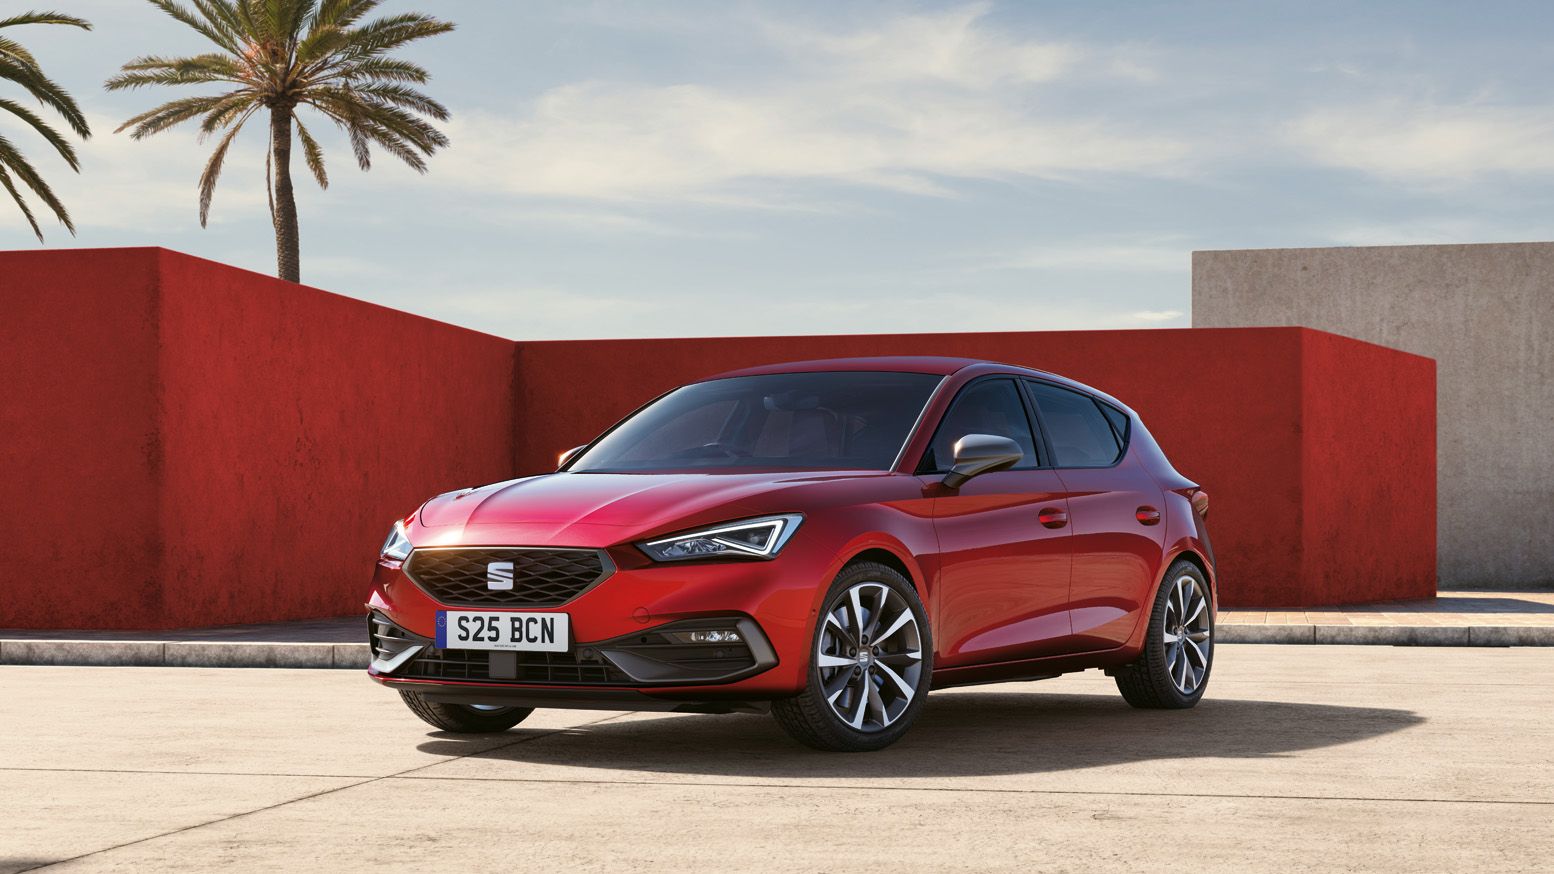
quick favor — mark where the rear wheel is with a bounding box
[399,690,534,733]
[772,561,933,752]
[1114,560,1214,709]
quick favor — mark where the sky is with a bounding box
[9,0,1554,339]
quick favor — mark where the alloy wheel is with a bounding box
[816,581,924,733]
[1163,573,1212,694]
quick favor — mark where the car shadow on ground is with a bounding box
[416,690,1424,779]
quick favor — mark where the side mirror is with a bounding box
[942,434,1023,489]
[557,445,587,470]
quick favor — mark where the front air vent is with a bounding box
[403,547,614,607]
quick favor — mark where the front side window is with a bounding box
[920,379,1039,472]
[570,371,942,472]
[1026,381,1122,467]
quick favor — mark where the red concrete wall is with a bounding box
[1,249,516,628]
[1301,330,1437,605]
[0,247,1436,626]
[514,328,1436,608]
[0,249,163,627]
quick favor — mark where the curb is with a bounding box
[1218,625,1554,646]
[0,639,372,669]
[4,626,1554,668]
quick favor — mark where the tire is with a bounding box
[773,561,933,752]
[399,690,534,733]
[1114,559,1214,709]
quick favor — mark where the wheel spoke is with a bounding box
[817,653,856,669]
[865,675,888,725]
[875,662,915,702]
[1185,596,1206,625]
[878,649,922,665]
[849,674,869,728]
[1184,637,1207,669]
[863,584,886,638]
[823,671,852,702]
[848,587,867,644]
[1163,630,1181,644]
[1187,629,1211,643]
[875,608,914,644]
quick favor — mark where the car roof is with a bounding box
[708,356,1003,379]
[701,355,1134,414]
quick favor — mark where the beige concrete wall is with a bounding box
[1193,242,1554,589]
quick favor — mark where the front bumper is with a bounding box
[366,542,828,704]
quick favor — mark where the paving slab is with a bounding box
[1,646,1550,872]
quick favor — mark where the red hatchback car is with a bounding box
[367,357,1216,751]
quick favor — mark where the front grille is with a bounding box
[402,647,630,685]
[403,547,613,607]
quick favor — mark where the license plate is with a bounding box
[435,611,569,652]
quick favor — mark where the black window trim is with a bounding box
[913,375,1047,474]
[1019,377,1131,471]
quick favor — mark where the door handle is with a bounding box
[1038,507,1069,529]
[1136,506,1161,526]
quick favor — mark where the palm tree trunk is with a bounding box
[269,105,301,283]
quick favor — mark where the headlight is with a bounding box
[380,520,413,562]
[638,514,804,562]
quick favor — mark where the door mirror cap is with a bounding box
[557,444,588,470]
[942,434,1024,489]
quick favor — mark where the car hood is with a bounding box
[413,470,890,547]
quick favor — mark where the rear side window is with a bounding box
[1098,403,1130,444]
[921,379,1039,472]
[1025,381,1122,467]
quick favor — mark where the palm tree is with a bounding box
[107,1,454,283]
[1,11,92,242]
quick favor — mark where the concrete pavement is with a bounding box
[3,645,1552,872]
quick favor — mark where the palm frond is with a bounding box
[331,56,428,84]
[0,97,79,169]
[115,93,244,138]
[142,0,240,53]
[197,91,261,136]
[0,35,42,67]
[339,82,448,121]
[0,11,92,30]
[197,106,255,225]
[0,162,44,241]
[0,57,89,138]
[105,53,246,89]
[0,131,74,234]
[293,116,329,188]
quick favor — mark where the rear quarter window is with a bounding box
[1025,381,1123,467]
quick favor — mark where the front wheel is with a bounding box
[399,690,534,733]
[1114,560,1214,709]
[772,561,933,752]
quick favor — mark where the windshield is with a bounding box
[570,371,943,473]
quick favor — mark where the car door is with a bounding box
[1023,379,1167,650]
[924,377,1076,667]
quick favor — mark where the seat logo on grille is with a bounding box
[486,561,515,591]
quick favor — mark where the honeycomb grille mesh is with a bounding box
[403,548,611,607]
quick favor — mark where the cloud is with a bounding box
[437,4,1190,205]
[44,111,269,233]
[1288,101,1554,182]
[999,238,1190,273]
[1132,309,1184,322]
[763,3,1079,89]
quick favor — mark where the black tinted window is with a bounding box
[1099,403,1130,444]
[572,371,942,472]
[1026,381,1122,467]
[923,379,1038,472]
